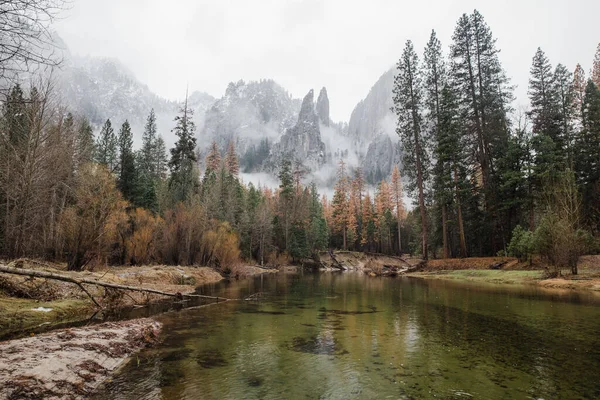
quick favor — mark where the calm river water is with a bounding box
[97,272,600,399]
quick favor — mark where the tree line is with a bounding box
[1,8,599,274]
[387,10,600,273]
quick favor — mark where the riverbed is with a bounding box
[95,272,600,399]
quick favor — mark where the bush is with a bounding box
[507,225,534,263]
[533,212,594,275]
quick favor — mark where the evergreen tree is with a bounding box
[375,180,393,253]
[75,117,95,166]
[308,183,329,252]
[572,64,587,131]
[592,43,600,89]
[117,120,137,202]
[423,30,448,256]
[553,64,575,167]
[528,48,563,175]
[154,135,168,180]
[289,223,309,261]
[423,29,447,133]
[450,10,513,254]
[225,141,240,176]
[205,141,221,172]
[393,39,429,259]
[4,84,28,145]
[95,119,117,171]
[331,160,353,250]
[361,193,376,251]
[574,80,600,232]
[169,94,198,203]
[141,109,158,178]
[277,158,294,251]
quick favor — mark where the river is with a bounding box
[96,272,600,399]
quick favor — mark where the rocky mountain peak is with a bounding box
[297,89,318,127]
[267,88,326,172]
[316,87,330,126]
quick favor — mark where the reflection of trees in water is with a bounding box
[98,273,600,399]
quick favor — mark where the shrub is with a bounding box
[507,225,534,263]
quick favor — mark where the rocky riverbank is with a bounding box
[0,318,162,399]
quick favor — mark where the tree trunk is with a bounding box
[454,167,468,258]
[442,204,449,259]
[397,218,402,255]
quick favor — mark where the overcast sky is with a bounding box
[55,0,599,122]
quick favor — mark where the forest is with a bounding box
[1,10,599,275]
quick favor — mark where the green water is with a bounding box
[98,273,600,399]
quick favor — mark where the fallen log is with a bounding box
[0,264,234,308]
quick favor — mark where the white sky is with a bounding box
[56,0,600,122]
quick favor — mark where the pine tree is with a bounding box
[75,117,95,167]
[141,109,158,178]
[423,29,446,133]
[553,64,575,167]
[572,64,587,130]
[393,39,429,259]
[440,87,471,257]
[277,158,294,251]
[451,11,512,191]
[423,30,449,257]
[225,141,240,176]
[4,84,29,145]
[375,180,393,253]
[331,160,352,250]
[592,43,600,89]
[450,10,513,254]
[95,119,117,172]
[361,192,376,251]
[350,168,365,244]
[308,183,329,252]
[117,120,137,202]
[205,141,221,172]
[154,135,168,180]
[289,223,309,261]
[169,94,198,203]
[574,80,600,231]
[528,48,563,175]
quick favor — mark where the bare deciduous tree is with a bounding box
[0,0,66,87]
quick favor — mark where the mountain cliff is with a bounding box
[51,37,401,186]
[348,68,402,183]
[57,55,214,147]
[200,79,301,171]
[267,89,327,173]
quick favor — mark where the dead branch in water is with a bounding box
[0,264,235,308]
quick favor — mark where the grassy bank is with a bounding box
[408,269,542,285]
[407,255,600,291]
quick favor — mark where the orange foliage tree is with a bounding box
[57,164,127,271]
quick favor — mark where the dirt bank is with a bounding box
[0,318,161,400]
[0,260,223,337]
[318,251,422,273]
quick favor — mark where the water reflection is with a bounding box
[97,273,600,399]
